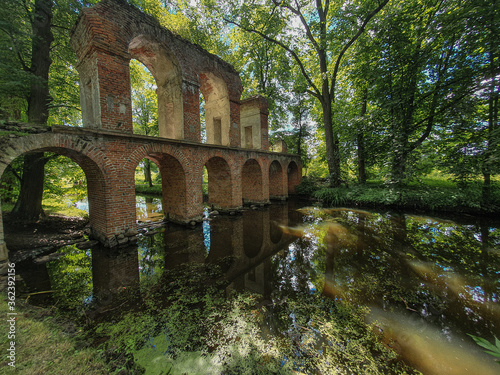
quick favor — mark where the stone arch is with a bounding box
[126,144,188,223]
[0,134,111,255]
[269,160,285,199]
[128,35,183,139]
[205,156,232,209]
[158,154,187,223]
[241,159,264,204]
[287,161,301,195]
[199,72,230,146]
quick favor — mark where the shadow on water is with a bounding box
[16,199,500,374]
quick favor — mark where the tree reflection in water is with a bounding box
[17,200,500,374]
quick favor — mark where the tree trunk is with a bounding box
[322,99,341,187]
[13,0,54,221]
[144,159,153,187]
[27,0,54,124]
[357,88,368,184]
[11,153,48,221]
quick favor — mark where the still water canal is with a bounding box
[18,197,500,374]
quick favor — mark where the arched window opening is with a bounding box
[134,157,163,222]
[202,165,209,202]
[269,160,284,199]
[242,159,264,205]
[128,35,183,139]
[0,153,93,308]
[0,153,89,220]
[199,72,230,146]
[204,157,232,210]
[200,92,207,143]
[130,59,158,137]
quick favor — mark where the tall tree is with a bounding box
[216,0,389,186]
[1,0,95,220]
[5,0,54,221]
[367,0,481,184]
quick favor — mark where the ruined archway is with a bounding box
[0,137,110,256]
[205,157,232,209]
[134,157,163,222]
[155,153,187,223]
[199,72,230,146]
[242,159,264,205]
[129,59,158,137]
[269,160,285,199]
[128,35,183,140]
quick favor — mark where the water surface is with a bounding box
[18,199,500,374]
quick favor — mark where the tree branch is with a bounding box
[223,16,322,99]
[6,165,22,182]
[0,26,30,72]
[48,104,81,111]
[329,0,390,96]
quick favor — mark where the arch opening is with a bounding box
[205,157,232,210]
[269,160,285,199]
[130,59,158,137]
[156,153,187,223]
[0,147,107,252]
[199,72,230,146]
[242,159,264,205]
[128,35,183,139]
[134,157,163,222]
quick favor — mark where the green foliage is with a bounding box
[314,187,348,207]
[130,60,158,136]
[135,184,162,196]
[468,335,500,364]
[294,176,323,196]
[311,180,500,213]
[46,245,93,310]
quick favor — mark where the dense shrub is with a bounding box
[311,181,500,215]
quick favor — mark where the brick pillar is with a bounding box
[269,160,286,199]
[183,161,204,221]
[240,96,269,151]
[76,50,133,133]
[242,159,267,204]
[182,80,201,142]
[229,100,241,147]
[90,167,136,247]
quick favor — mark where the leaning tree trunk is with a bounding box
[12,0,54,221]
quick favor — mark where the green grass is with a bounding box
[1,198,87,218]
[43,197,88,218]
[0,298,108,374]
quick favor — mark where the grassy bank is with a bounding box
[0,298,107,374]
[297,177,500,215]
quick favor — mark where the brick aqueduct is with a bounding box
[0,0,301,259]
